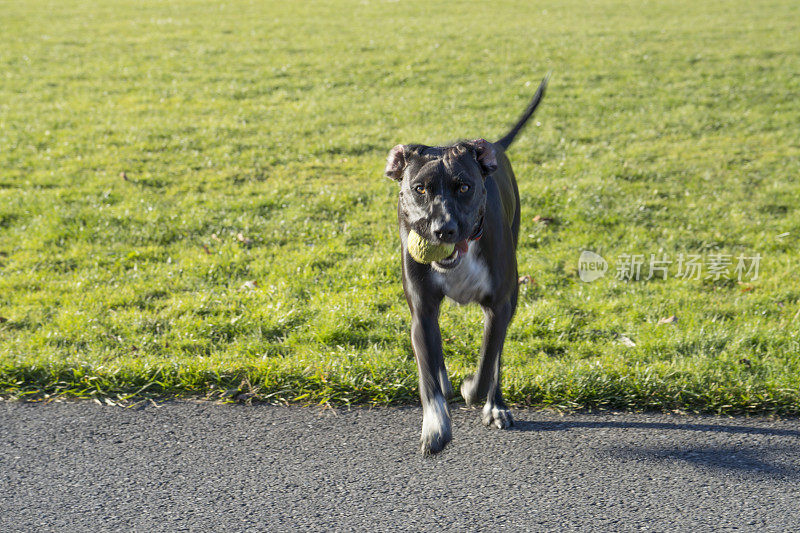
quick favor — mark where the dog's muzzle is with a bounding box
[431,216,484,270]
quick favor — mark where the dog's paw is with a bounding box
[420,427,451,455]
[481,403,514,429]
[420,396,452,455]
[460,375,480,407]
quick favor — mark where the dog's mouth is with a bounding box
[432,239,469,270]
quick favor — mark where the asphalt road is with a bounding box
[2,401,800,532]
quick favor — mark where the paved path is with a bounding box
[2,401,800,531]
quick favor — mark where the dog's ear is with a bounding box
[385,144,407,181]
[468,138,498,177]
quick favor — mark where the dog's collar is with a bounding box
[469,216,484,241]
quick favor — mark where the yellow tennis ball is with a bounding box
[407,230,455,264]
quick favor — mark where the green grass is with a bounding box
[1,0,799,412]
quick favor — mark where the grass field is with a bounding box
[1,0,799,412]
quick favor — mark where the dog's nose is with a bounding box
[432,221,457,242]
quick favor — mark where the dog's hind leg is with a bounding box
[460,298,515,429]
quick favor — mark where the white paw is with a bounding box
[420,395,452,454]
[460,375,479,407]
[481,403,514,429]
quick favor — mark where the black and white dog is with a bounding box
[385,76,548,454]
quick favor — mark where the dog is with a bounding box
[384,75,549,454]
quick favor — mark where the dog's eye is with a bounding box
[458,184,470,193]
[414,185,426,195]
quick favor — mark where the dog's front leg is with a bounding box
[410,302,452,454]
[460,299,515,429]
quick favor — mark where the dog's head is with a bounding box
[385,139,497,268]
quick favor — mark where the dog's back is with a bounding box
[488,146,521,248]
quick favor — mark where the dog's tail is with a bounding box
[495,72,550,151]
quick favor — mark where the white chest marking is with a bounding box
[433,243,491,305]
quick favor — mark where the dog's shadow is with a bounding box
[511,417,800,480]
[511,418,800,437]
